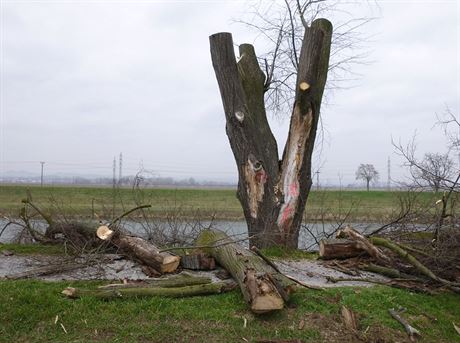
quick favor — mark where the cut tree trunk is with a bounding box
[209,19,332,249]
[180,252,216,270]
[97,226,180,274]
[336,226,390,264]
[196,229,296,314]
[319,238,367,260]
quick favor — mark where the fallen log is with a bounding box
[196,229,297,314]
[361,263,423,281]
[336,226,390,264]
[319,238,367,260]
[97,225,180,274]
[98,273,212,289]
[5,262,83,280]
[63,281,236,299]
[180,252,216,270]
[370,236,460,292]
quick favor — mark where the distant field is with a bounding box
[0,184,438,222]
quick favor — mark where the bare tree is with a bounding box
[235,0,374,116]
[355,164,379,191]
[413,153,454,192]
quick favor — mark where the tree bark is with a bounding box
[96,226,180,274]
[319,238,367,260]
[98,273,212,289]
[196,229,296,314]
[210,19,332,248]
[62,281,236,299]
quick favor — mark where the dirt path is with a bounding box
[0,253,388,287]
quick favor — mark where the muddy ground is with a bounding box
[0,253,388,287]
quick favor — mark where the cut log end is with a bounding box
[160,255,181,273]
[96,225,114,240]
[319,238,366,260]
[62,287,77,298]
[251,294,285,314]
[235,111,245,122]
[299,81,310,91]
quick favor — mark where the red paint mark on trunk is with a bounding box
[255,170,267,183]
[279,205,294,227]
[289,182,299,197]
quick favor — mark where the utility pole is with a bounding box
[40,161,45,187]
[315,170,320,191]
[387,157,391,190]
[118,152,123,186]
[112,157,116,190]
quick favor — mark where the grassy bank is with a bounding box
[0,184,437,222]
[0,279,458,342]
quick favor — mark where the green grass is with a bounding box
[262,246,318,260]
[0,184,438,222]
[0,243,65,255]
[0,280,458,342]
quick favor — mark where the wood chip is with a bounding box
[453,322,460,336]
[341,305,358,331]
[298,319,305,330]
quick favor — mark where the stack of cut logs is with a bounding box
[62,224,460,314]
[63,226,297,314]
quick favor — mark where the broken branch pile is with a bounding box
[319,225,460,293]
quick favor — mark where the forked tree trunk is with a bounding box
[210,19,332,248]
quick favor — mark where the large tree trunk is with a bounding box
[197,229,296,314]
[210,19,332,248]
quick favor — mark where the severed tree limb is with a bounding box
[361,263,425,281]
[63,281,237,300]
[197,229,297,313]
[319,238,367,260]
[97,226,180,274]
[98,274,212,289]
[109,204,152,228]
[389,308,421,342]
[370,236,460,292]
[336,226,390,264]
[251,245,323,290]
[5,262,84,280]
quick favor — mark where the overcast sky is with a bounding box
[0,0,459,186]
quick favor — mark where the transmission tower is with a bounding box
[315,170,320,190]
[118,152,123,186]
[112,157,116,189]
[387,157,391,190]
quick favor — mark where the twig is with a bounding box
[109,204,152,227]
[388,308,420,341]
[250,246,281,273]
